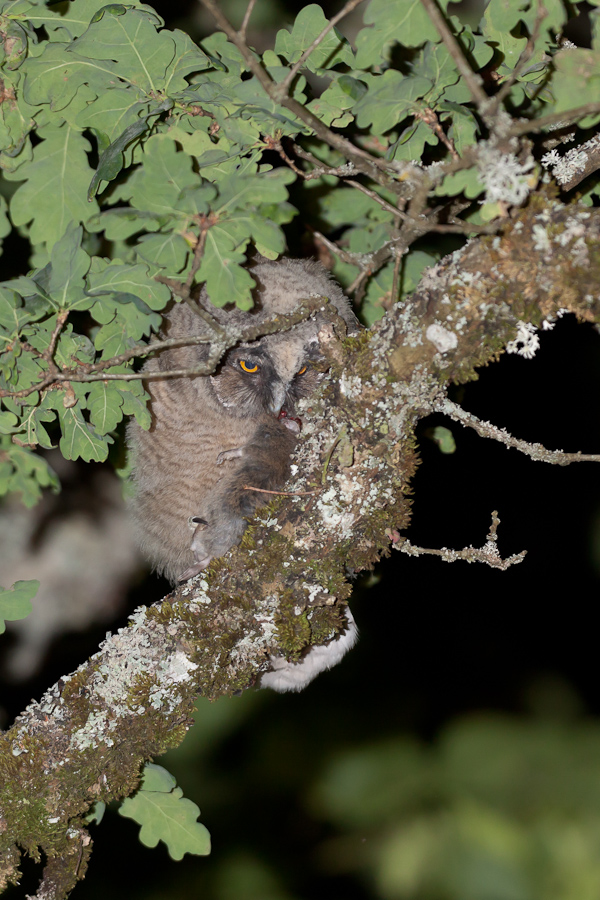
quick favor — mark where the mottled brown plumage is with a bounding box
[128,257,357,583]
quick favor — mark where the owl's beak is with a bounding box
[268,384,287,416]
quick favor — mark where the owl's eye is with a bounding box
[297,365,308,375]
[239,359,259,373]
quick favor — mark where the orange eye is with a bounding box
[239,359,259,373]
[297,365,307,375]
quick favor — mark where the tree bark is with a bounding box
[1,192,599,896]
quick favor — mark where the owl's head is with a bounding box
[210,337,323,417]
[208,258,358,418]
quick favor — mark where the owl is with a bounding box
[127,257,359,690]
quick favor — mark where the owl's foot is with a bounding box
[178,557,212,582]
[217,447,244,465]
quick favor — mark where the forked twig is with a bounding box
[394,510,527,570]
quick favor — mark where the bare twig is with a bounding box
[184,216,212,292]
[321,424,347,485]
[242,484,319,496]
[391,245,403,307]
[509,102,600,137]
[0,300,329,399]
[42,309,69,363]
[394,510,527,570]
[312,230,365,270]
[345,178,498,235]
[415,107,459,160]
[278,0,366,96]
[238,0,257,40]
[420,0,489,114]
[441,399,600,464]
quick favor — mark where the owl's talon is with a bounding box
[217,447,244,465]
[179,558,212,582]
[188,515,208,531]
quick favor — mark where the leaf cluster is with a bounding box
[1,0,599,503]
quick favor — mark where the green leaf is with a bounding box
[355,0,448,67]
[214,168,295,214]
[76,89,152,141]
[552,48,600,127]
[480,0,529,68]
[135,233,190,274]
[0,580,39,635]
[0,287,44,335]
[87,207,166,240]
[70,7,174,93]
[0,437,59,506]
[354,70,432,134]
[57,405,112,461]
[0,17,29,70]
[87,262,171,310]
[88,99,174,199]
[88,382,125,433]
[413,41,461,104]
[427,425,457,454]
[129,134,196,216]
[434,166,484,199]
[439,102,480,155]
[17,405,56,450]
[31,0,156,40]
[7,124,100,249]
[48,223,92,307]
[163,28,212,92]
[197,225,254,308]
[22,42,120,111]
[119,763,211,861]
[0,410,19,433]
[119,386,151,429]
[274,4,353,71]
[387,120,438,163]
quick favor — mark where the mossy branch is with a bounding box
[2,195,600,898]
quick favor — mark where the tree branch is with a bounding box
[420,0,489,114]
[395,511,527,570]
[5,197,600,893]
[198,0,398,189]
[441,399,600,465]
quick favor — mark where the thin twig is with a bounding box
[278,0,366,96]
[0,300,328,399]
[509,102,600,137]
[312,230,366,269]
[441,398,600,464]
[419,0,489,113]
[415,107,459,160]
[42,309,69,363]
[198,0,398,189]
[238,0,257,40]
[184,217,212,291]
[394,510,527,570]
[242,484,319,496]
[321,424,347,485]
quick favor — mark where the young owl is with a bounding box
[128,258,357,583]
[127,257,359,690]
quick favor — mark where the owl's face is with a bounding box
[210,329,323,418]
